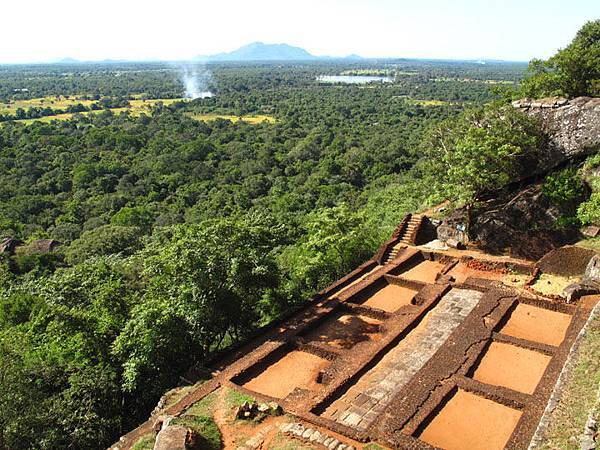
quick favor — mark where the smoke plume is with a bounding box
[180,64,213,99]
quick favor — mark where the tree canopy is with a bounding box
[520,20,600,98]
[420,102,543,207]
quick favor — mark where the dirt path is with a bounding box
[212,388,288,449]
[213,388,237,449]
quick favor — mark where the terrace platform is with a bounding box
[114,215,599,450]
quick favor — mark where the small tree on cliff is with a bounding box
[521,20,600,98]
[420,103,543,233]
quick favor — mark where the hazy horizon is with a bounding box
[1,0,598,64]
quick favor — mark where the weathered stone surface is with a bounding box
[585,254,600,281]
[436,210,467,245]
[563,253,600,302]
[330,289,482,431]
[328,439,340,449]
[316,432,327,444]
[467,184,578,259]
[436,97,599,258]
[153,425,189,450]
[519,97,600,175]
[581,225,600,238]
[288,423,304,435]
[446,238,466,250]
[152,415,171,432]
[309,430,321,442]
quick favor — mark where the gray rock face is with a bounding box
[585,254,600,281]
[516,97,600,177]
[433,97,599,257]
[153,425,189,450]
[436,210,468,245]
[451,184,575,259]
[563,253,600,302]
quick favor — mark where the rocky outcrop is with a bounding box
[513,97,600,178]
[153,425,192,450]
[434,97,599,258]
[563,253,600,303]
[437,184,577,259]
[436,210,468,245]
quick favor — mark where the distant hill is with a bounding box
[56,57,80,64]
[196,42,362,62]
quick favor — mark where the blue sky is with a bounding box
[1,0,597,63]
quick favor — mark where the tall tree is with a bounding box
[521,20,600,98]
[420,103,543,231]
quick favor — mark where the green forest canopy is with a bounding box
[0,21,599,449]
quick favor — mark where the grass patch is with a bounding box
[0,96,96,115]
[161,384,199,411]
[130,433,156,450]
[532,273,580,297]
[430,77,516,84]
[171,415,222,450]
[187,113,276,124]
[406,99,454,106]
[577,237,600,253]
[363,444,388,450]
[539,313,600,449]
[183,390,218,418]
[226,387,256,408]
[2,98,186,125]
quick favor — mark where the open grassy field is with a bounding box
[2,98,186,125]
[406,99,455,106]
[187,113,277,124]
[9,108,130,125]
[0,95,96,115]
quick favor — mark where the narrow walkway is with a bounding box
[324,289,483,431]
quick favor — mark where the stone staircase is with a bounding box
[384,242,405,265]
[399,214,423,245]
[383,215,423,264]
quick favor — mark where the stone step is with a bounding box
[280,422,356,450]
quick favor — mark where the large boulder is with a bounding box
[514,97,600,178]
[153,425,193,450]
[436,210,468,245]
[456,184,576,259]
[562,252,600,303]
[585,254,600,281]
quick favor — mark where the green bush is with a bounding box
[578,192,600,225]
[542,168,586,215]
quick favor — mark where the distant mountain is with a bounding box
[196,42,363,62]
[196,42,316,61]
[57,57,80,64]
